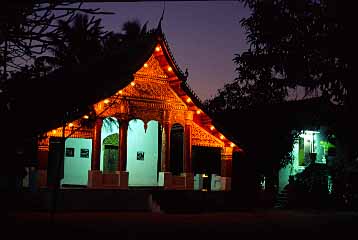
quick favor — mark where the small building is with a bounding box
[35,25,241,191]
[278,97,340,194]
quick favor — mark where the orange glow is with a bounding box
[144,63,148,68]
[130,82,135,86]
[155,46,161,52]
[210,125,215,131]
[119,90,123,94]
[83,115,89,119]
[104,99,110,104]
[167,66,172,72]
[186,98,191,103]
[230,143,235,148]
[196,110,201,115]
[52,130,57,134]
[220,135,224,140]
[69,123,74,127]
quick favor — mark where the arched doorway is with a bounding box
[127,119,159,186]
[100,117,119,172]
[170,123,184,176]
[102,133,118,173]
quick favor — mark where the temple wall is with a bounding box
[61,138,92,186]
[127,120,159,186]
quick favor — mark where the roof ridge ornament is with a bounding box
[157,1,166,34]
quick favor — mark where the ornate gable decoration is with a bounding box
[136,54,168,79]
[121,78,181,103]
[191,122,224,148]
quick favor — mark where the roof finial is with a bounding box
[157,1,166,32]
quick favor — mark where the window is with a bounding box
[65,148,75,157]
[80,148,89,158]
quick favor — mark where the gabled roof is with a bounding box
[81,21,241,150]
[8,21,241,151]
[150,24,241,150]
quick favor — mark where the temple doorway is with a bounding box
[100,117,119,172]
[102,133,119,173]
[192,146,221,190]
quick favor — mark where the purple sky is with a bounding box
[83,1,250,101]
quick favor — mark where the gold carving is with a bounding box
[121,78,183,103]
[136,54,168,79]
[170,110,186,126]
[38,124,92,151]
[191,122,224,148]
[129,107,163,124]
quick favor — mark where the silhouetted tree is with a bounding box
[0,2,108,192]
[47,13,106,69]
[206,0,355,196]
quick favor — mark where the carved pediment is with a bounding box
[136,54,168,79]
[192,122,224,148]
[121,78,178,102]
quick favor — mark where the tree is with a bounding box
[207,0,354,111]
[236,0,355,160]
[47,13,106,69]
[0,2,109,192]
[206,0,356,195]
[120,19,148,43]
[0,2,109,81]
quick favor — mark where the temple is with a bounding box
[36,24,241,191]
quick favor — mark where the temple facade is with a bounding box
[36,30,241,191]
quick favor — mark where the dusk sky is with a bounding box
[82,1,250,101]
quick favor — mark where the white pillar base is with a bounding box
[181,172,194,190]
[194,174,204,191]
[158,172,172,189]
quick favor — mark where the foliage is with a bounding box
[47,13,107,69]
[207,0,354,112]
[205,0,356,191]
[0,2,108,81]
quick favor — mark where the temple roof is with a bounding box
[8,21,241,150]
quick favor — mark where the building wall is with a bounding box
[127,119,158,186]
[61,138,92,186]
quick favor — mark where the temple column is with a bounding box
[182,111,194,189]
[113,119,129,189]
[88,118,103,188]
[163,122,171,172]
[158,112,172,189]
[118,120,128,171]
[220,146,233,191]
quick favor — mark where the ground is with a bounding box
[4,209,358,239]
